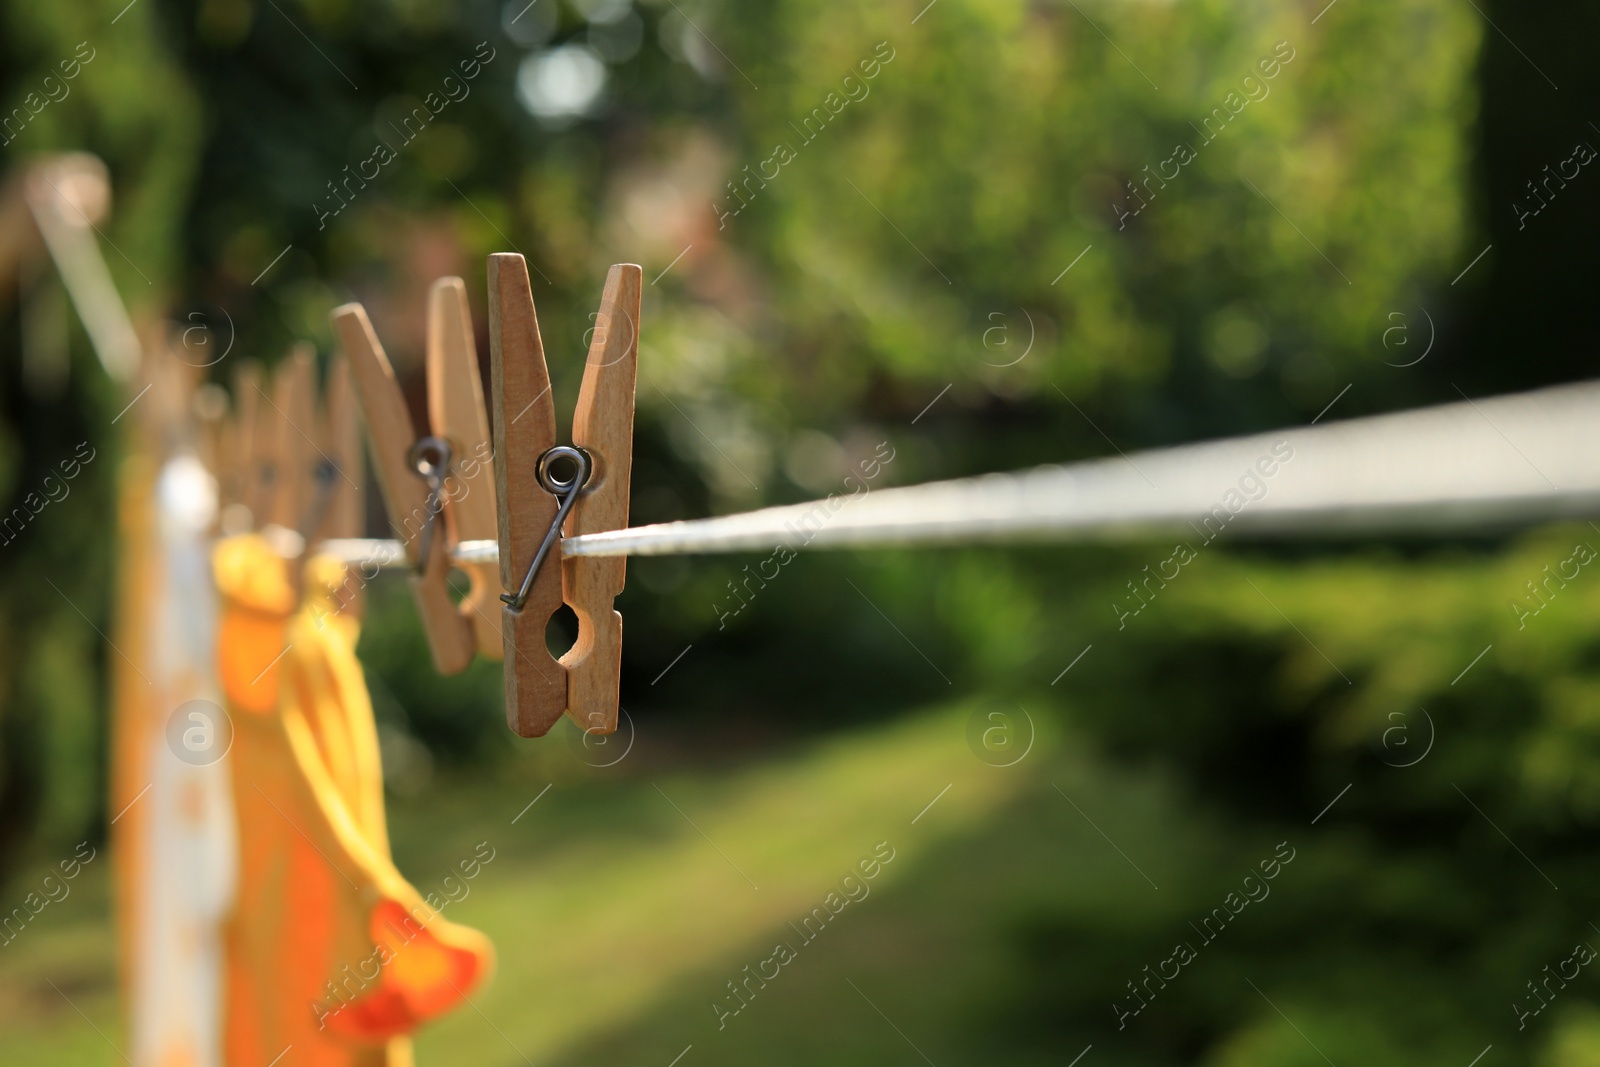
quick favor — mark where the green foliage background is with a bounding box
[4,0,1600,1063]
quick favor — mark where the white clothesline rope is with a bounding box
[318,378,1600,568]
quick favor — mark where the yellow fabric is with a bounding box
[216,535,494,1067]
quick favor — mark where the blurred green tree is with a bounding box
[0,0,198,880]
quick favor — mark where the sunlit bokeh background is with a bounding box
[3,0,1600,1063]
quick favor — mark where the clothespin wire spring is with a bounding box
[408,435,454,575]
[502,445,590,610]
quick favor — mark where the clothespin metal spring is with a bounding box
[408,435,454,576]
[502,445,590,610]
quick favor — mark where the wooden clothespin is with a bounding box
[230,360,264,528]
[427,279,503,661]
[192,382,230,495]
[331,278,500,675]
[488,254,640,738]
[268,344,316,534]
[305,353,365,546]
[225,349,312,534]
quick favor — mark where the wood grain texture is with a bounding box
[486,253,567,736]
[427,277,503,660]
[332,302,474,675]
[561,264,641,735]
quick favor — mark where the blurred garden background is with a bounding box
[4,0,1600,1063]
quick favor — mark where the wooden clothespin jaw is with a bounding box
[268,344,316,536]
[427,278,503,661]
[304,353,365,546]
[231,360,265,529]
[191,380,230,498]
[214,395,240,530]
[227,349,311,536]
[332,279,499,675]
[488,254,640,738]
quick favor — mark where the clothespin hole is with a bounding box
[546,603,579,659]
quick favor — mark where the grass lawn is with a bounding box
[0,700,1230,1065]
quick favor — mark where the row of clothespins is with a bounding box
[198,255,640,741]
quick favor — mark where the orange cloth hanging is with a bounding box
[215,535,494,1067]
